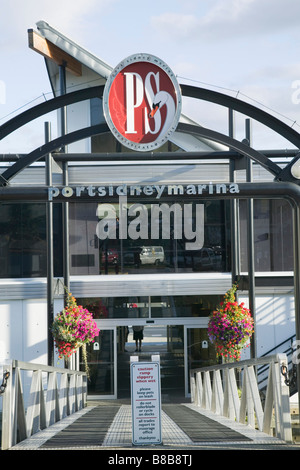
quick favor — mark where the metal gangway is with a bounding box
[0,354,294,449]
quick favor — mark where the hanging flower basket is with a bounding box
[51,291,100,375]
[207,284,254,361]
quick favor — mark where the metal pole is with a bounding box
[229,109,239,282]
[59,64,70,296]
[245,118,257,359]
[292,203,300,421]
[45,122,54,366]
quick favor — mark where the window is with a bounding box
[239,199,293,272]
[69,199,231,275]
[0,203,63,278]
[78,295,222,319]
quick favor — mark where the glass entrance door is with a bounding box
[82,326,117,398]
[117,324,184,399]
[185,327,217,396]
[81,322,218,399]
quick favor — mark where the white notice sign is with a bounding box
[131,361,162,445]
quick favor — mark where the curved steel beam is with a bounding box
[1,84,299,150]
[0,86,104,141]
[0,83,298,185]
[181,84,300,149]
[0,122,282,186]
[0,123,108,185]
[177,123,282,177]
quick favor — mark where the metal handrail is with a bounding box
[257,336,296,391]
[190,354,293,443]
[0,360,87,450]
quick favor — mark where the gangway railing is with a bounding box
[190,354,293,443]
[257,335,297,394]
[0,360,87,450]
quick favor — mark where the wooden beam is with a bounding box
[28,29,82,76]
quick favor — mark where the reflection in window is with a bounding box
[0,203,63,278]
[78,295,222,319]
[82,329,115,395]
[69,199,231,275]
[79,297,149,319]
[239,199,293,272]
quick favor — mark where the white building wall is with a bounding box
[239,292,295,360]
[0,297,63,365]
[0,300,23,363]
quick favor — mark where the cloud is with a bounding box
[151,0,300,43]
[0,0,113,51]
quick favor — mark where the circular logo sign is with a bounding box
[103,53,182,152]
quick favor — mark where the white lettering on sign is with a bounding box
[124,72,144,134]
[131,362,162,445]
[48,183,240,201]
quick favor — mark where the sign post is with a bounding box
[131,360,162,445]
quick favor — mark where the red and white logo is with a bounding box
[103,54,182,151]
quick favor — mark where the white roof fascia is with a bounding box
[36,20,113,79]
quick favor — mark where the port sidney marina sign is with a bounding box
[47,182,240,200]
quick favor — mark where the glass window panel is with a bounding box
[78,297,149,319]
[69,199,231,275]
[81,329,115,395]
[0,203,62,278]
[78,295,222,320]
[150,295,222,318]
[239,199,293,272]
[186,327,217,393]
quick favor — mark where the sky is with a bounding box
[1,0,300,154]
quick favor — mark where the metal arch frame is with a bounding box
[177,123,282,177]
[1,83,300,185]
[180,84,300,149]
[0,122,282,186]
[2,83,300,148]
[0,86,103,141]
[0,123,109,185]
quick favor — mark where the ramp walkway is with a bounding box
[9,400,296,450]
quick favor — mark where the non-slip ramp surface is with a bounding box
[41,405,120,448]
[162,405,251,442]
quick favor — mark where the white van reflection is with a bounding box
[139,246,165,265]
